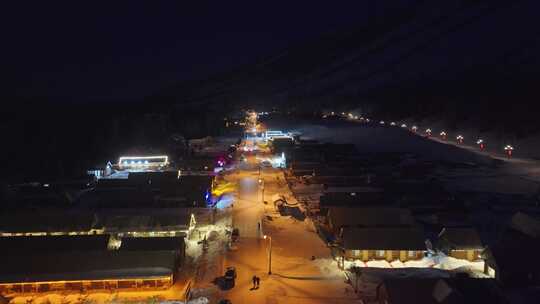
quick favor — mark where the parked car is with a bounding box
[260,160,272,167]
[224,267,236,288]
[225,267,237,281]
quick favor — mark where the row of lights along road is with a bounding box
[325,112,515,159]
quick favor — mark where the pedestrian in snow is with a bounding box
[252,275,257,288]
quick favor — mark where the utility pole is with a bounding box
[264,235,272,274]
[259,178,265,204]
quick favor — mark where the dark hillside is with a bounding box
[151,0,540,133]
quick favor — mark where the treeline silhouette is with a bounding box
[1,97,229,183]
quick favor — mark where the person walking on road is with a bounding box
[252,275,257,289]
[255,276,260,288]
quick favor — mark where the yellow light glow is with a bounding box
[118,155,169,167]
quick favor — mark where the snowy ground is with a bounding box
[18,120,535,304]
[282,120,540,195]
[341,254,489,278]
[197,153,361,303]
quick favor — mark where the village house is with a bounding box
[485,212,540,286]
[340,227,425,266]
[0,212,103,237]
[437,227,484,261]
[327,207,425,267]
[327,207,415,234]
[375,277,508,304]
[0,251,177,295]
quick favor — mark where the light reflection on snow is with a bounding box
[215,194,234,209]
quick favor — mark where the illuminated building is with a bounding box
[118,155,169,170]
[0,251,176,294]
[327,207,425,268]
[100,210,197,238]
[339,227,425,266]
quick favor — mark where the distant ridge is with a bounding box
[149,0,540,132]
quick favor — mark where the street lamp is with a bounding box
[401,124,407,128]
[456,135,464,144]
[477,139,485,150]
[411,125,418,133]
[379,120,385,126]
[263,235,272,274]
[390,122,396,126]
[425,128,432,137]
[504,145,514,158]
[440,131,447,140]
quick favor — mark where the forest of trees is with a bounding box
[0,97,230,183]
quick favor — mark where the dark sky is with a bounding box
[2,1,418,101]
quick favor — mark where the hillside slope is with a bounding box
[152,0,540,134]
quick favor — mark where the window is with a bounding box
[377,250,385,257]
[408,251,416,258]
[352,250,361,257]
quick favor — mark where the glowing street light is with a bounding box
[263,235,273,274]
[390,122,396,126]
[411,125,418,133]
[354,115,359,120]
[477,139,485,151]
[401,124,407,128]
[380,120,385,126]
[456,135,464,144]
[504,145,514,158]
[440,131,447,140]
[425,128,432,137]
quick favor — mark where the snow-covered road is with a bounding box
[211,152,359,303]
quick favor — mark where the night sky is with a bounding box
[2,1,418,101]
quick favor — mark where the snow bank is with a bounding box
[341,254,489,278]
[160,297,208,304]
